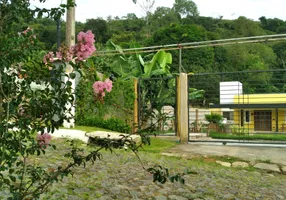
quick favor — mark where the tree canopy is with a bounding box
[21,1,286,88]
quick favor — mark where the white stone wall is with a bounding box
[189,108,210,124]
[162,106,175,131]
[145,106,175,131]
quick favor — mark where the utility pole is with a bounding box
[63,0,76,128]
[66,0,75,48]
[179,48,182,73]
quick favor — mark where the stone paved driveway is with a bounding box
[165,142,286,165]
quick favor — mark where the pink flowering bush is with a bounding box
[43,30,96,65]
[37,133,52,149]
[92,79,113,103]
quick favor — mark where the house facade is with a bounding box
[210,81,286,133]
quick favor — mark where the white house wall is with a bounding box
[220,81,243,104]
[189,108,210,124]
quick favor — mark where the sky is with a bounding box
[31,0,286,22]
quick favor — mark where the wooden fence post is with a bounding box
[177,73,189,143]
[133,79,138,134]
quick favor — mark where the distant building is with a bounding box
[210,81,286,133]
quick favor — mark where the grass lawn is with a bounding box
[140,137,179,153]
[210,132,286,141]
[61,126,178,153]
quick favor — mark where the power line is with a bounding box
[95,37,286,57]
[94,34,286,57]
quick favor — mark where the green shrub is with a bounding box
[205,113,223,124]
[77,116,131,133]
[231,125,249,136]
[210,132,286,141]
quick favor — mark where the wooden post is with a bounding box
[176,76,180,137]
[195,109,199,132]
[133,79,138,134]
[178,73,189,143]
[66,0,75,48]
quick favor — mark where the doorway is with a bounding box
[254,110,272,131]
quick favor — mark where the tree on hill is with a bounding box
[173,0,199,18]
[149,6,181,32]
[84,18,110,44]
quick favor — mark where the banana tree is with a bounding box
[137,50,175,131]
[99,41,175,130]
[189,88,205,101]
[188,87,205,107]
[140,50,172,78]
[103,40,172,79]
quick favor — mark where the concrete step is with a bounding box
[189,133,208,139]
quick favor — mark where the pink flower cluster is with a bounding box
[37,133,52,149]
[73,30,96,61]
[43,52,54,65]
[56,46,73,62]
[22,27,32,35]
[20,27,37,46]
[93,79,113,96]
[43,30,96,65]
[92,79,113,103]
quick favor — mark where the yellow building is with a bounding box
[210,82,286,133]
[232,94,286,132]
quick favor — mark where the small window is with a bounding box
[245,111,250,123]
[223,111,234,120]
[223,112,230,120]
[241,110,244,126]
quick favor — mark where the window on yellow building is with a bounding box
[223,111,234,120]
[241,110,244,126]
[245,110,250,123]
[240,110,250,125]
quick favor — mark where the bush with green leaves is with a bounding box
[77,116,131,133]
[0,31,100,200]
[231,125,249,136]
[205,113,224,124]
[75,69,135,130]
[0,2,85,199]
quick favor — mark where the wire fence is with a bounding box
[188,69,286,136]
